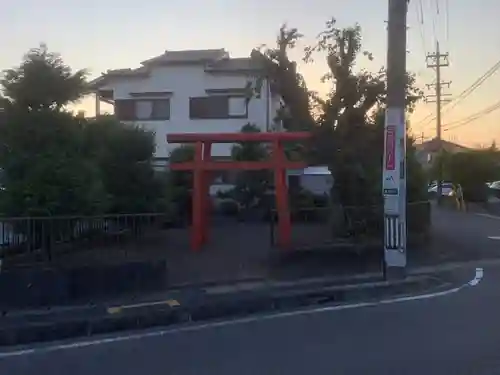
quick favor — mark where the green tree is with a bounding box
[0,110,105,216]
[167,144,195,193]
[429,149,453,182]
[433,150,499,202]
[83,116,165,213]
[229,123,270,209]
[164,145,195,221]
[308,20,421,207]
[251,26,314,132]
[0,45,101,217]
[257,19,423,208]
[0,45,166,218]
[1,44,88,111]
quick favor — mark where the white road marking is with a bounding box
[0,268,484,359]
[107,299,180,314]
[468,267,483,286]
[488,236,500,240]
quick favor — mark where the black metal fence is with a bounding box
[0,213,169,268]
[0,213,172,310]
[0,204,432,310]
[269,201,432,249]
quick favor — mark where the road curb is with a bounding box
[0,272,447,347]
[202,272,384,295]
[409,257,500,275]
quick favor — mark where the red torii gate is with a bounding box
[166,132,311,251]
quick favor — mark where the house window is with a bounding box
[115,99,170,121]
[151,99,170,119]
[115,100,136,121]
[228,97,247,117]
[136,100,153,120]
[189,96,247,119]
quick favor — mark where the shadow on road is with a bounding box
[417,204,500,266]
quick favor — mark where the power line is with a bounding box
[425,41,450,201]
[444,0,450,43]
[415,0,427,54]
[428,0,450,52]
[442,99,500,131]
[413,111,435,127]
[411,0,447,128]
[430,0,438,43]
[444,100,500,128]
[414,42,451,130]
[425,42,450,136]
[415,58,500,127]
[441,60,500,116]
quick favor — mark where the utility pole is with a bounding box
[426,42,451,203]
[382,0,409,279]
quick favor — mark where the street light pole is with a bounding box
[382,0,409,278]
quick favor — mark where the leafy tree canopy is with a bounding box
[1,43,87,111]
[230,124,270,208]
[252,18,425,206]
[432,149,500,202]
[0,45,165,216]
[84,116,165,213]
[0,110,105,216]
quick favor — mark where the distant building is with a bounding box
[88,48,283,170]
[288,166,333,195]
[415,138,471,169]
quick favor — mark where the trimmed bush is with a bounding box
[342,200,431,241]
[462,183,489,203]
[217,199,240,216]
[407,201,431,234]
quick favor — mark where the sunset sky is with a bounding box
[1,0,499,147]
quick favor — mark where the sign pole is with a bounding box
[383,0,408,278]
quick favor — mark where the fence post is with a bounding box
[46,218,54,261]
[269,209,275,247]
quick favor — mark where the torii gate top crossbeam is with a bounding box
[167,132,311,144]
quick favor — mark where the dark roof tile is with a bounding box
[141,49,228,65]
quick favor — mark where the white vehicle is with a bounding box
[428,182,454,197]
[490,181,500,190]
[490,181,500,198]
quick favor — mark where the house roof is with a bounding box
[88,67,149,90]
[206,57,264,72]
[415,138,470,153]
[88,49,263,90]
[141,49,229,65]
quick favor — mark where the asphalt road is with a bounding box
[0,264,499,375]
[431,205,500,258]
[1,208,500,375]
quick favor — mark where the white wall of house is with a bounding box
[98,65,281,161]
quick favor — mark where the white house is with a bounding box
[89,48,283,169]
